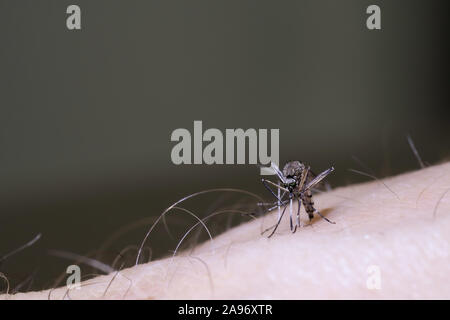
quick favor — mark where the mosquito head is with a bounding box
[280,161,307,192]
[283,177,297,192]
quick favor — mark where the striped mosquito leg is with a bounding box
[266,204,288,238]
[314,209,336,224]
[289,198,297,233]
[297,198,302,228]
[277,181,281,221]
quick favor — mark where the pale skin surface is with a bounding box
[2,162,450,299]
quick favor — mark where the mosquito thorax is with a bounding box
[282,161,306,179]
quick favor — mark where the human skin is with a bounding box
[2,162,450,299]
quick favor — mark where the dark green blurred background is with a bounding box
[0,0,449,291]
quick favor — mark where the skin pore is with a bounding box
[2,162,450,299]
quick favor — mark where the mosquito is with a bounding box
[259,161,335,237]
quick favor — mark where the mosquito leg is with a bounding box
[289,198,297,233]
[262,179,288,221]
[269,204,288,237]
[261,179,283,202]
[262,179,290,193]
[261,204,288,238]
[277,182,281,221]
[297,198,302,228]
[257,200,289,212]
[314,209,336,224]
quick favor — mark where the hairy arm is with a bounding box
[3,162,450,299]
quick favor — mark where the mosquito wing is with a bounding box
[305,167,334,191]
